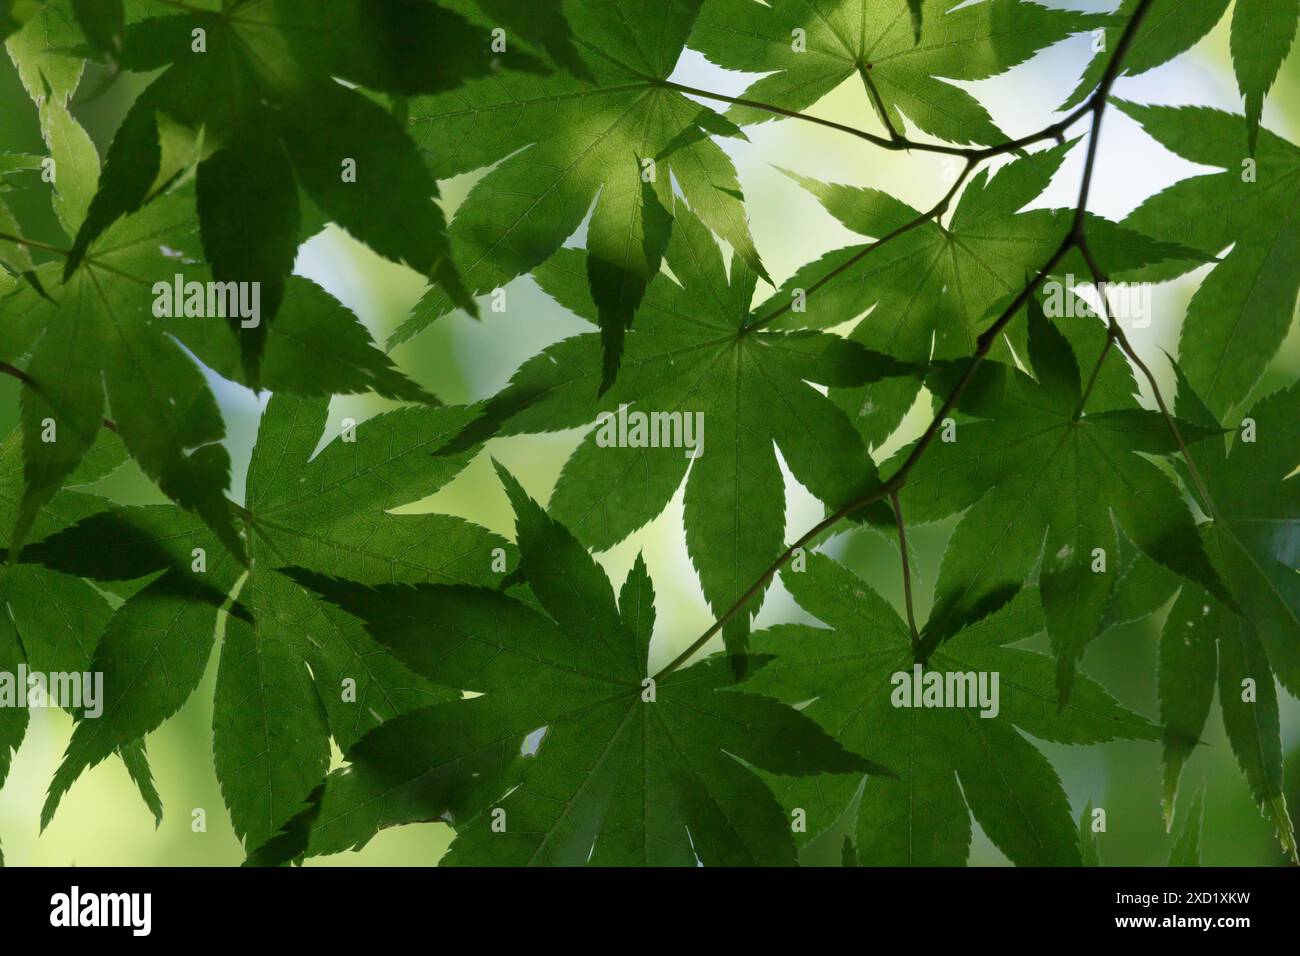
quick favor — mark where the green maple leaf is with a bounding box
[1166,784,1205,867]
[18,499,251,835]
[1078,802,1102,866]
[744,552,1157,866]
[760,142,1210,446]
[1,174,434,560]
[1065,0,1298,154]
[0,424,170,858]
[0,80,434,558]
[284,464,879,866]
[128,193,438,406]
[1159,369,1299,860]
[1231,0,1300,154]
[2,195,244,562]
[0,426,128,677]
[894,296,1227,701]
[0,0,1289,873]
[440,0,588,80]
[690,0,1101,146]
[458,202,894,663]
[4,8,101,298]
[19,394,510,848]
[1060,1,1228,112]
[4,0,82,105]
[1075,784,1206,867]
[393,0,770,389]
[0,164,46,293]
[1117,102,1300,418]
[59,0,571,376]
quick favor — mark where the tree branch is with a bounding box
[656,0,1160,679]
[659,78,904,152]
[0,362,30,385]
[659,78,1096,161]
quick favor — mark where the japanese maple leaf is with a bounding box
[894,295,1227,701]
[450,202,896,664]
[393,0,770,389]
[691,0,1101,146]
[2,184,435,562]
[759,142,1209,446]
[1076,785,1207,866]
[3,190,246,562]
[1159,370,1299,860]
[1064,0,1298,154]
[0,425,164,860]
[284,464,880,866]
[19,394,510,849]
[60,0,571,376]
[4,0,83,105]
[747,552,1158,866]
[1117,102,1300,417]
[0,50,436,560]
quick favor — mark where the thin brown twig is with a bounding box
[1075,237,1220,521]
[731,70,1092,333]
[658,78,1098,162]
[891,492,919,647]
[655,0,1160,679]
[742,157,974,334]
[660,77,909,152]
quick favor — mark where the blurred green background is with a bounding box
[1,5,1297,865]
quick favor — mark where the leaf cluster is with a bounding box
[0,0,1296,867]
